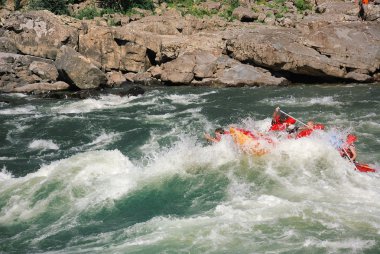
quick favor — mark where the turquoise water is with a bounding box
[0,84,379,253]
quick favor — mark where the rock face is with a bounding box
[55,46,107,89]
[1,11,79,59]
[0,52,64,92]
[226,23,380,82]
[0,0,379,93]
[157,51,287,86]
[79,26,151,73]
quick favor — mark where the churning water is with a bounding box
[0,84,379,253]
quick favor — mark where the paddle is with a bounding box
[279,108,368,172]
[278,109,309,128]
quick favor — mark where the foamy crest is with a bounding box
[0,167,13,181]
[261,96,343,107]
[0,105,36,115]
[84,131,121,150]
[51,94,139,114]
[28,139,59,150]
[166,93,207,105]
[0,150,137,224]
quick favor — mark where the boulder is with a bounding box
[0,52,60,92]
[1,11,79,59]
[55,46,107,90]
[226,23,380,81]
[216,64,288,86]
[161,53,196,84]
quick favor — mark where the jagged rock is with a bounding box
[55,46,107,90]
[226,23,380,82]
[0,52,60,92]
[1,11,79,59]
[159,50,287,86]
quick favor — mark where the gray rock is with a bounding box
[55,46,107,90]
[226,22,380,82]
[217,64,288,86]
[2,11,79,59]
[29,61,59,81]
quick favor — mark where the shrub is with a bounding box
[98,0,154,12]
[294,0,312,11]
[28,0,69,15]
[75,6,101,20]
[219,0,239,21]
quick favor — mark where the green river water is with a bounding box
[0,84,379,253]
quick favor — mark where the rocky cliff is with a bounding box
[0,0,379,93]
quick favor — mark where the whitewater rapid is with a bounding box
[0,85,379,253]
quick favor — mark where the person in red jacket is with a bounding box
[204,128,229,143]
[269,107,297,133]
[340,134,358,162]
[296,121,325,138]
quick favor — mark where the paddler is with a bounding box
[340,134,358,162]
[270,107,298,133]
[204,128,229,143]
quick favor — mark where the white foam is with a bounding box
[84,132,121,150]
[260,95,343,107]
[0,105,36,115]
[28,139,59,150]
[166,94,207,105]
[0,150,138,224]
[51,94,139,114]
[0,167,13,181]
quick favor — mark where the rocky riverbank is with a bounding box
[0,0,379,94]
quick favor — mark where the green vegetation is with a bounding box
[28,0,69,15]
[75,6,102,20]
[98,0,154,12]
[0,0,5,7]
[294,0,312,11]
[163,0,211,18]
[219,0,239,21]
[24,0,311,22]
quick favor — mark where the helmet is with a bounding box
[346,134,357,144]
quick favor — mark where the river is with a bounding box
[0,84,379,253]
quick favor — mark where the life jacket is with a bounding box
[269,123,286,131]
[236,128,256,139]
[270,116,296,131]
[296,124,325,138]
[296,129,314,138]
